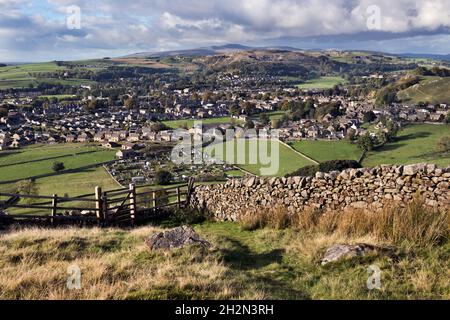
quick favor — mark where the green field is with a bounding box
[363,124,450,167]
[38,94,78,100]
[397,76,450,104]
[296,76,345,89]
[0,144,116,182]
[205,139,315,176]
[291,140,363,163]
[0,62,93,89]
[163,117,243,129]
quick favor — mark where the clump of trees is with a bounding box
[286,160,361,177]
[155,170,173,186]
[14,180,39,204]
[357,134,375,152]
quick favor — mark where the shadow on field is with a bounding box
[220,237,284,270]
[0,150,98,168]
[219,237,310,299]
[395,131,431,142]
[374,131,432,152]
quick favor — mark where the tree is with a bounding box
[271,119,281,129]
[229,105,241,117]
[244,119,255,130]
[155,170,173,186]
[357,134,374,152]
[346,128,357,142]
[124,96,136,110]
[86,98,99,111]
[259,113,270,126]
[202,91,213,103]
[0,107,7,117]
[15,180,39,204]
[149,122,169,132]
[375,88,397,107]
[52,161,65,172]
[444,113,450,124]
[436,136,450,154]
[363,111,377,123]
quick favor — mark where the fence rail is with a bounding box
[0,178,195,227]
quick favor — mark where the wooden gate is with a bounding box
[0,178,195,227]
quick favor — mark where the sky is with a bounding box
[1,0,450,62]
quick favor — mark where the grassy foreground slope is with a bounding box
[0,217,448,300]
[363,124,450,167]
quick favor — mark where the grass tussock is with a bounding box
[239,198,449,247]
[238,206,291,231]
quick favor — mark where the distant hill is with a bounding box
[398,53,450,61]
[397,76,450,105]
[191,49,342,77]
[123,44,304,59]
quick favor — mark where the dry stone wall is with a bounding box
[191,164,450,221]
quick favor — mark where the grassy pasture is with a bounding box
[397,76,450,105]
[205,139,315,177]
[163,117,242,129]
[0,62,94,89]
[0,144,116,182]
[291,140,363,163]
[296,76,345,89]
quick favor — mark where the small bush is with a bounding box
[52,161,65,172]
[171,208,209,225]
[155,170,173,186]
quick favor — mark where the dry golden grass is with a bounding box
[239,198,449,247]
[0,226,263,300]
[238,206,291,231]
[0,198,448,300]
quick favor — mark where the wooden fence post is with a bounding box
[152,191,157,212]
[95,186,103,225]
[102,192,108,224]
[129,184,136,226]
[51,194,57,226]
[176,187,181,209]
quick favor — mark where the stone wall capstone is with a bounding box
[190,164,450,221]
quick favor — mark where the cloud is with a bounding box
[0,0,449,61]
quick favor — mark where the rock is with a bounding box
[244,177,256,187]
[65,210,81,216]
[316,172,325,179]
[81,210,96,217]
[321,244,377,265]
[403,164,426,176]
[145,226,211,251]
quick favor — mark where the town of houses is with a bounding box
[1,87,449,152]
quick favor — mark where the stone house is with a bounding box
[116,149,137,160]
